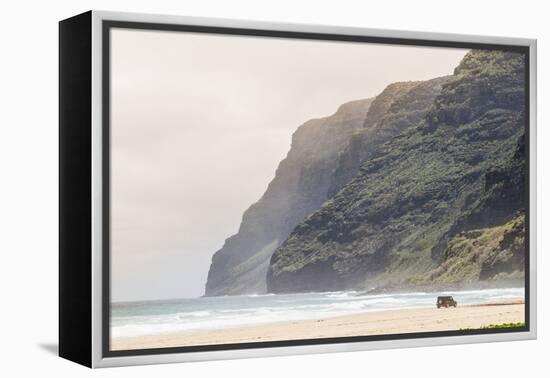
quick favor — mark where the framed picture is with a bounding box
[59,10,537,368]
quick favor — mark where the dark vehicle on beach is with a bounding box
[437,296,457,308]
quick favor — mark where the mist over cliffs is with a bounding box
[205,49,526,296]
[205,98,375,296]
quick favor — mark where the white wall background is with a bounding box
[0,0,546,376]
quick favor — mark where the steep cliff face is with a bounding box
[267,50,526,294]
[430,133,526,260]
[328,78,449,197]
[205,77,451,296]
[413,132,526,285]
[205,99,374,296]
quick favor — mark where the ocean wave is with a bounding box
[325,291,359,298]
[177,310,212,318]
[245,293,276,298]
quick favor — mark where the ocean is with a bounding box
[111,287,524,339]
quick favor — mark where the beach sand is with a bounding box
[111,299,524,350]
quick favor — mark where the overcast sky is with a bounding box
[110,28,467,302]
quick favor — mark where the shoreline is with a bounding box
[111,298,524,351]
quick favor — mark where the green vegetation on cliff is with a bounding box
[329,77,449,197]
[411,212,525,285]
[267,50,526,294]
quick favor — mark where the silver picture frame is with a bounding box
[59,10,537,368]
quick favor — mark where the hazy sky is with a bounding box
[110,28,467,302]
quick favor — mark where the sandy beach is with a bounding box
[111,299,524,350]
